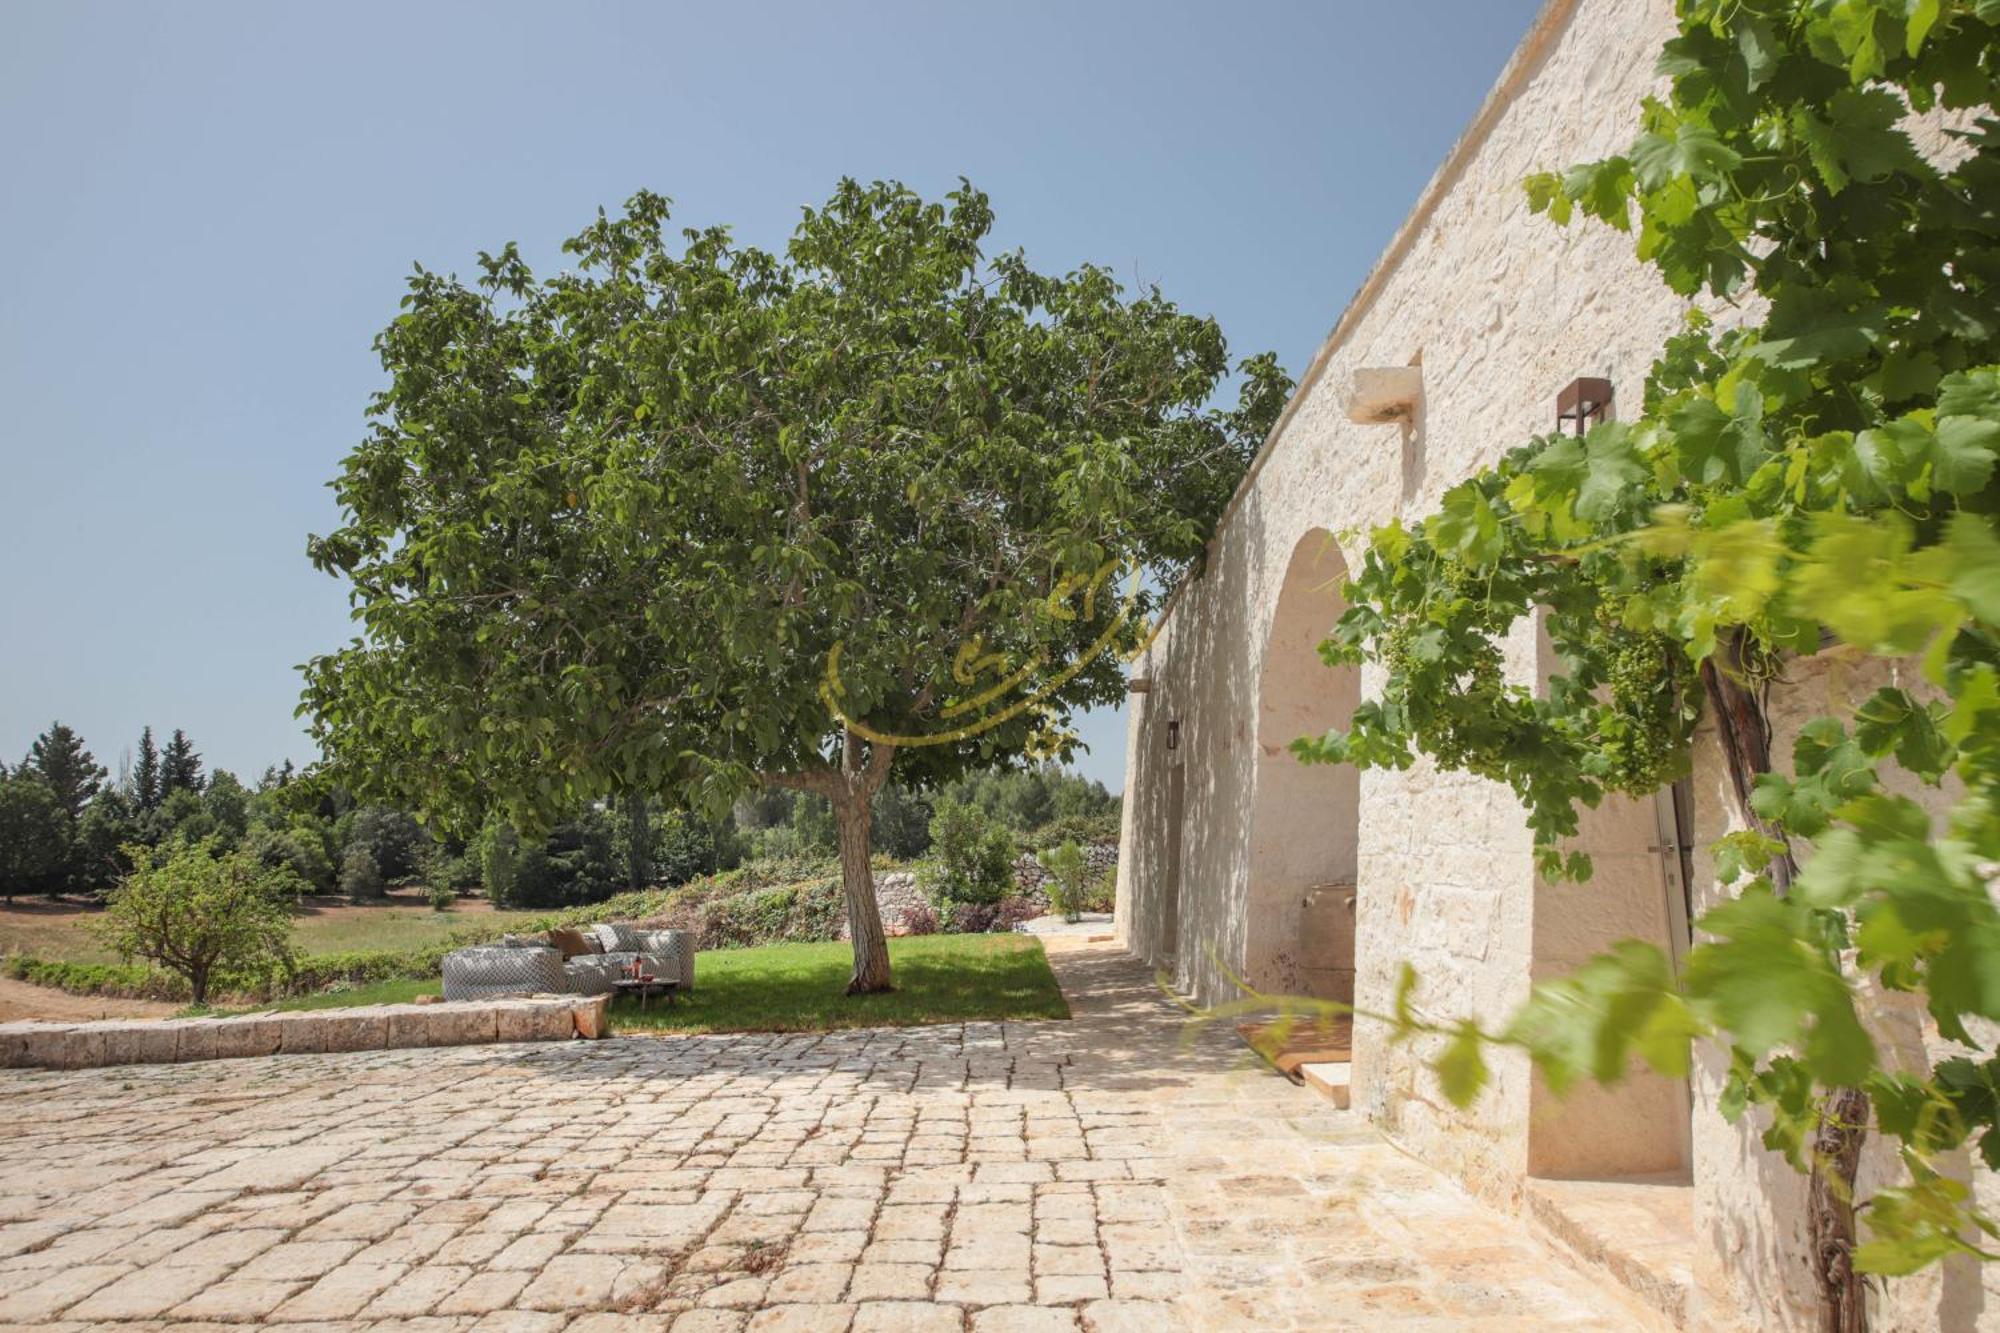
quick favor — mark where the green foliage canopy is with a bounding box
[96,839,297,1006]
[302,179,1287,833]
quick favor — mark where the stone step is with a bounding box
[1526,1175,1699,1330]
[1299,1059,1351,1108]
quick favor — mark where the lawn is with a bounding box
[219,934,1068,1032]
[608,934,1068,1034]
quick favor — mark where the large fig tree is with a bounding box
[304,180,1287,993]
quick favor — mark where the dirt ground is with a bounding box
[0,975,178,1023]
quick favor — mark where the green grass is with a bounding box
[220,976,443,1014]
[195,935,1066,1034]
[606,934,1068,1034]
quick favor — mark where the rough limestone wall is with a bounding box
[1122,0,1687,1209]
[1116,1,1998,1326]
[1691,657,1996,1331]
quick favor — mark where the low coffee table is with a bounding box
[612,976,679,1010]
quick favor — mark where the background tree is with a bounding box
[72,789,139,896]
[95,839,295,1006]
[338,805,429,882]
[870,783,935,860]
[338,843,385,903]
[133,725,161,813]
[160,728,203,797]
[0,770,66,902]
[24,721,105,828]
[201,771,252,845]
[304,179,1287,993]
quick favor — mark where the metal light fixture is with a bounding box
[1556,376,1613,436]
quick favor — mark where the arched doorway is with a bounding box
[1245,530,1360,1003]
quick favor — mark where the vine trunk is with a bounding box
[1700,630,1867,1333]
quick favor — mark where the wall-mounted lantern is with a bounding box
[1556,377,1613,436]
[1166,720,1181,751]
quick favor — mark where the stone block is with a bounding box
[383,1004,437,1049]
[211,1015,284,1060]
[174,1017,222,1062]
[1345,365,1423,423]
[322,1008,389,1052]
[424,1003,500,1048]
[572,995,610,1040]
[275,1012,329,1055]
[96,1020,181,1067]
[0,1021,58,1068]
[48,1024,107,1069]
[495,1000,572,1044]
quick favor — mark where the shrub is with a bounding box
[1034,812,1121,851]
[94,839,297,1006]
[901,902,940,936]
[426,880,456,911]
[1038,840,1090,923]
[996,895,1043,932]
[923,797,1014,909]
[1080,865,1116,913]
[339,844,385,903]
[949,901,999,934]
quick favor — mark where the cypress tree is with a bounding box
[160,729,204,796]
[134,726,162,812]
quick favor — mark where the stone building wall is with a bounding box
[1114,0,1992,1327]
[1118,0,1690,1203]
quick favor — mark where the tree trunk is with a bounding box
[833,790,893,994]
[1700,631,1867,1333]
[623,790,653,893]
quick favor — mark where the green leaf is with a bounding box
[1684,887,1875,1085]
[1426,483,1505,568]
[1633,122,1744,190]
[1529,423,1646,520]
[1852,688,1950,778]
[1436,1021,1491,1107]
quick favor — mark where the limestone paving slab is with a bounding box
[0,943,1645,1329]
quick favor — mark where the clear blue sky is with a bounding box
[0,0,1542,793]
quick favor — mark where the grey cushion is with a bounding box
[590,922,646,954]
[637,929,695,990]
[564,953,629,997]
[442,945,566,1000]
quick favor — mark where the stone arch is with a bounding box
[1244,529,1360,1001]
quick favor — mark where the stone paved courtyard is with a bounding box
[0,942,1641,1331]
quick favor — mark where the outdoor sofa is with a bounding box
[442,922,694,1001]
